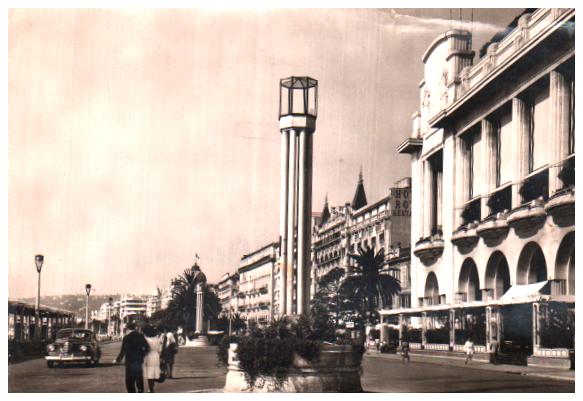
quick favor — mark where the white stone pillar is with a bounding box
[512,97,530,208]
[279,130,290,316]
[549,70,571,195]
[423,161,433,237]
[449,309,456,349]
[532,302,540,353]
[454,135,468,227]
[286,130,298,315]
[195,284,204,334]
[297,129,313,315]
[398,314,404,346]
[421,312,428,348]
[482,119,497,219]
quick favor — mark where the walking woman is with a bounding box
[142,325,163,393]
[161,327,178,379]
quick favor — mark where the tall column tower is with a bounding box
[278,76,318,316]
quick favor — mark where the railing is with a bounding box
[557,154,575,191]
[487,185,512,216]
[455,292,468,303]
[460,198,481,226]
[519,167,549,204]
[550,279,567,296]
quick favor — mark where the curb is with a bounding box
[364,352,575,382]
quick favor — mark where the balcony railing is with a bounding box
[460,198,481,226]
[519,168,549,204]
[550,279,567,296]
[454,292,468,303]
[487,185,512,216]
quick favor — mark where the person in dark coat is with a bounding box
[114,323,150,393]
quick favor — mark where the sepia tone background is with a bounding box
[8,8,521,298]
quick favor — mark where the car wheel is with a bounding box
[47,361,54,368]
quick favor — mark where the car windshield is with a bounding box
[57,330,92,340]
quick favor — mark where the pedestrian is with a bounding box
[464,336,475,364]
[489,336,499,365]
[161,327,178,379]
[113,322,149,393]
[400,340,410,362]
[142,325,163,393]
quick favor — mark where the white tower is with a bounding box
[278,76,318,316]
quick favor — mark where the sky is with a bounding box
[8,7,522,298]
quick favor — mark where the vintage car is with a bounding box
[45,328,101,368]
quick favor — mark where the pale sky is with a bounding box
[8,8,521,298]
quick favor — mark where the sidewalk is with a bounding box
[364,351,575,382]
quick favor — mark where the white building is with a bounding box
[119,294,147,321]
[389,8,574,369]
[238,242,279,323]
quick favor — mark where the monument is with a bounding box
[183,263,209,347]
[278,76,317,316]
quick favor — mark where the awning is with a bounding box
[501,281,549,300]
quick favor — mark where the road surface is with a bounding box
[8,342,574,392]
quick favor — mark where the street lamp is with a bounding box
[34,254,44,343]
[85,284,92,330]
[108,297,113,337]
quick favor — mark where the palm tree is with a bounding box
[311,267,350,329]
[166,265,220,334]
[342,246,401,339]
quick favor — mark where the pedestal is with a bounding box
[183,335,210,348]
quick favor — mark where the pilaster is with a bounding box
[481,119,497,219]
[511,97,530,208]
[549,70,571,194]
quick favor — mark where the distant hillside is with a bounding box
[16,294,134,314]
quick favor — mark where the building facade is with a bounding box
[311,174,412,306]
[237,242,279,323]
[218,272,240,316]
[118,294,147,321]
[390,8,574,368]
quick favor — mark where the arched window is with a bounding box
[555,232,575,295]
[517,242,548,285]
[458,258,481,301]
[424,272,440,305]
[485,251,511,299]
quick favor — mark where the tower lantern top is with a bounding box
[279,76,318,130]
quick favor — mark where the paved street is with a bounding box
[8,342,226,393]
[9,342,574,392]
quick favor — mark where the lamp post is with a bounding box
[107,297,113,337]
[34,254,44,343]
[85,284,92,330]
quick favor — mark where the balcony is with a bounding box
[476,211,509,245]
[414,231,444,265]
[454,292,468,303]
[545,155,575,226]
[451,223,479,249]
[507,197,547,234]
[545,187,575,226]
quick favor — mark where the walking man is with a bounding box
[114,323,149,393]
[489,336,499,365]
[400,340,410,363]
[464,337,475,365]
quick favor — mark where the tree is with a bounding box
[342,246,401,337]
[166,265,218,333]
[311,267,353,330]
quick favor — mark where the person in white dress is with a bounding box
[142,325,162,393]
[464,337,475,365]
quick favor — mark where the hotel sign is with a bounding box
[390,187,411,217]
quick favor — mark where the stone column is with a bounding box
[297,129,313,315]
[482,119,497,219]
[423,161,433,237]
[449,309,456,349]
[455,135,469,227]
[286,130,298,315]
[398,314,404,346]
[532,302,540,355]
[279,130,290,316]
[549,70,571,195]
[421,312,428,348]
[195,283,204,334]
[512,97,530,208]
